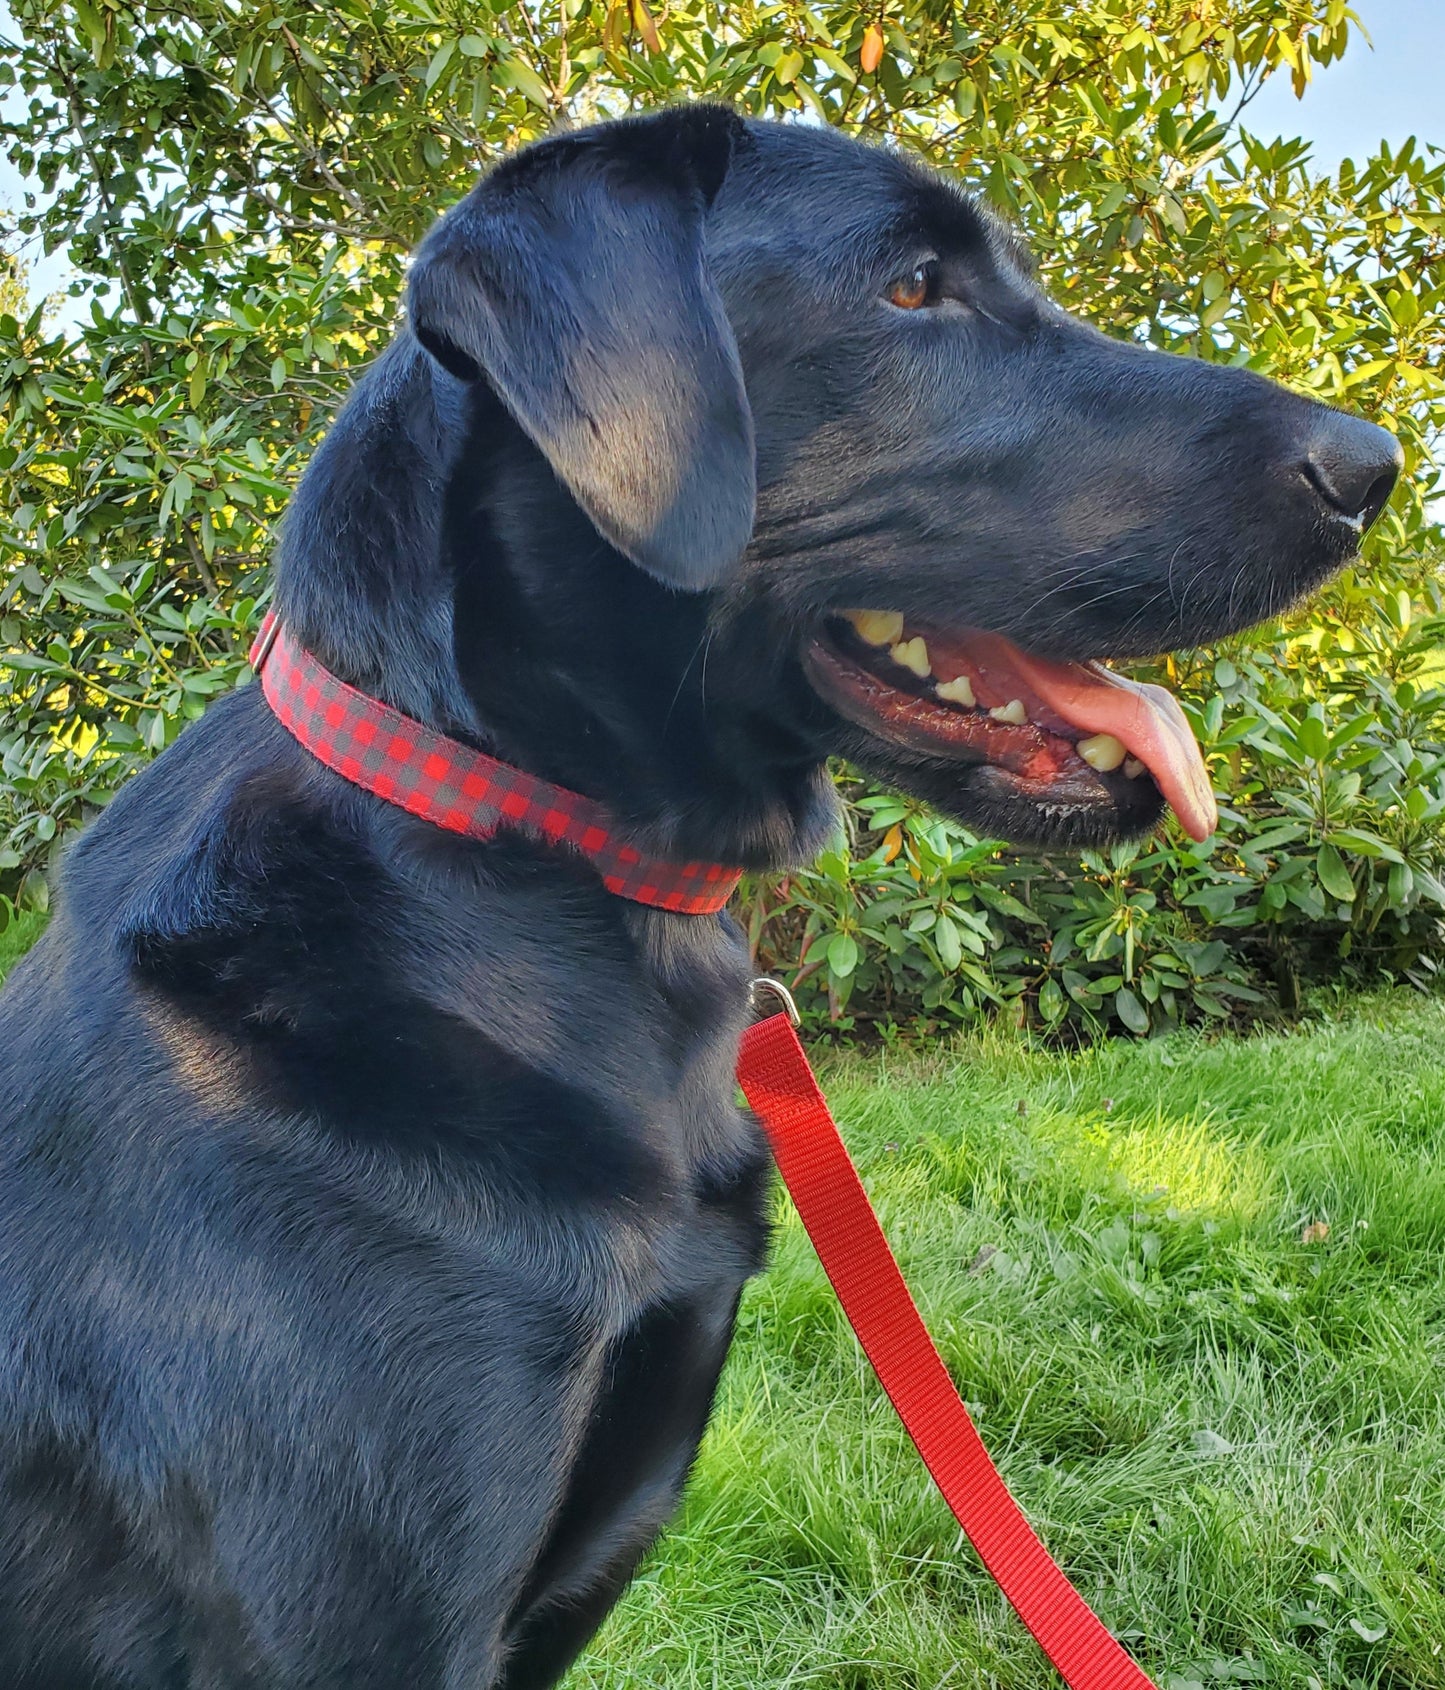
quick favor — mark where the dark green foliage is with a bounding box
[1,1,1441,1030]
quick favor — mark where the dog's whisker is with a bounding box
[663,624,716,732]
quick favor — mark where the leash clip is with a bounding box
[748,976,800,1028]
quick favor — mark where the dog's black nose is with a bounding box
[1301,414,1403,532]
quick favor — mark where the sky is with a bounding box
[1,0,1442,317]
[1239,0,1445,167]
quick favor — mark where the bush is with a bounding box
[2,0,1442,1033]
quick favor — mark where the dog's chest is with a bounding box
[232,890,769,1316]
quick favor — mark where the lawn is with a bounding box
[576,993,1445,1690]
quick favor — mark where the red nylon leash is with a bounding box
[737,1009,1156,1690]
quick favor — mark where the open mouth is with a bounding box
[803,611,1217,843]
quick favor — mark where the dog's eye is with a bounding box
[888,261,941,311]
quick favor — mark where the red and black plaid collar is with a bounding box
[248,612,742,915]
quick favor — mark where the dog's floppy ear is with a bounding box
[407,105,754,591]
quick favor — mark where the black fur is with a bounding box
[0,107,1398,1687]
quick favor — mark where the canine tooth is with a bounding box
[1077,732,1127,772]
[989,699,1028,726]
[1123,756,1146,779]
[890,637,931,678]
[935,675,976,707]
[845,609,905,646]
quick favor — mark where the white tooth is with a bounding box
[890,637,931,678]
[934,674,976,707]
[845,609,905,646]
[1124,756,1146,779]
[1077,732,1127,772]
[989,699,1028,726]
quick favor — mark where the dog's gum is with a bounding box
[808,643,1084,779]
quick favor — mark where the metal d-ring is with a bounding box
[249,611,281,673]
[748,976,801,1028]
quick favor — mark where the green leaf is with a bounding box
[1115,987,1150,1035]
[1326,830,1406,865]
[975,884,1044,925]
[1298,707,1329,761]
[18,869,49,914]
[1315,843,1354,902]
[811,45,856,83]
[500,57,552,109]
[425,39,456,89]
[1347,1618,1388,1644]
[52,578,120,613]
[1388,862,1414,904]
[826,933,859,978]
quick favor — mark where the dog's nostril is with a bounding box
[1301,415,1403,532]
[1355,468,1400,533]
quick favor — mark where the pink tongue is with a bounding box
[956,632,1217,842]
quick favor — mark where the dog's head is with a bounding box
[395,105,1400,862]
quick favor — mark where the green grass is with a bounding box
[576,993,1445,1690]
[0,907,46,983]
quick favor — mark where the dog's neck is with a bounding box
[274,339,837,869]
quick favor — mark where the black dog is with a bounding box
[0,106,1398,1687]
